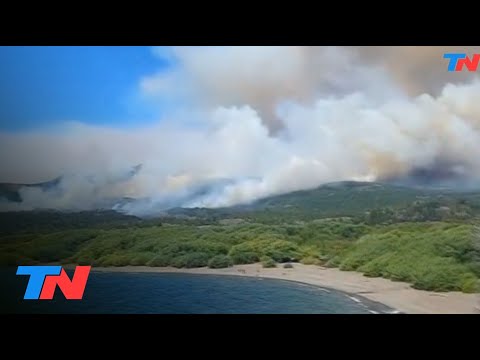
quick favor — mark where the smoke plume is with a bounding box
[1,46,480,215]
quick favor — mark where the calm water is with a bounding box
[1,269,393,314]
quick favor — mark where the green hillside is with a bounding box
[167,181,480,223]
[1,181,479,293]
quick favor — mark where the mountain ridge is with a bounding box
[2,179,480,222]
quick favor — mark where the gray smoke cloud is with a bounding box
[143,46,480,130]
[1,46,480,215]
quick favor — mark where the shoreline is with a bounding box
[91,263,480,314]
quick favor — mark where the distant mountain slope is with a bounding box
[0,177,62,202]
[255,181,423,210]
[0,164,142,204]
[2,178,480,223]
[165,181,480,221]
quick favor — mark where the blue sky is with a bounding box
[0,46,170,131]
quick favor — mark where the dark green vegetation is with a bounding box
[167,181,480,224]
[208,255,233,269]
[1,181,479,293]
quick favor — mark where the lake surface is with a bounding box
[1,269,393,314]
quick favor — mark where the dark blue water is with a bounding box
[1,269,393,314]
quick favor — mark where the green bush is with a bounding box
[129,252,155,266]
[324,257,342,267]
[229,239,300,263]
[461,277,479,293]
[147,255,171,267]
[229,242,262,259]
[470,263,480,277]
[335,223,480,292]
[74,255,96,266]
[208,255,233,269]
[230,251,259,265]
[412,265,464,292]
[171,252,210,268]
[98,254,131,267]
[263,240,300,262]
[285,226,298,236]
[261,256,276,268]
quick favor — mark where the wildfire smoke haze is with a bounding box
[1,46,480,215]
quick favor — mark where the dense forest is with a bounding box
[1,181,479,293]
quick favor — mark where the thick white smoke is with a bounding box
[1,46,480,215]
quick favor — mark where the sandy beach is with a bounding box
[92,263,480,314]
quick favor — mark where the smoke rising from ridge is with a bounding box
[1,46,480,215]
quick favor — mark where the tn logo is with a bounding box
[16,266,91,300]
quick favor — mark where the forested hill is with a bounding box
[166,181,480,223]
[1,181,479,293]
[2,181,480,233]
